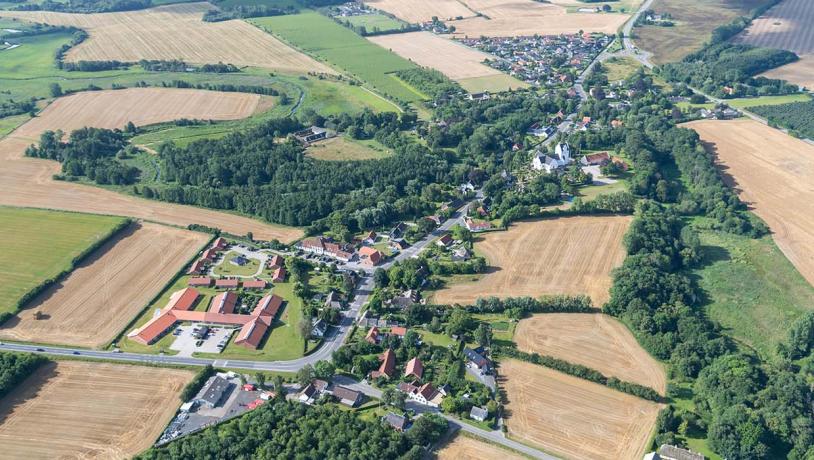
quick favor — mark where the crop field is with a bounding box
[736,0,814,54]
[0,207,125,316]
[0,222,208,348]
[635,0,773,64]
[252,12,425,102]
[14,88,266,141]
[436,434,526,460]
[363,0,477,23]
[514,313,666,393]
[501,359,661,460]
[761,55,814,90]
[0,88,302,242]
[686,119,814,288]
[368,32,526,92]
[343,13,405,32]
[0,361,192,458]
[306,136,392,161]
[433,216,631,306]
[0,2,334,74]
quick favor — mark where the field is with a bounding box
[306,136,392,161]
[343,13,405,32]
[363,0,477,23]
[692,221,814,360]
[635,0,773,64]
[736,0,814,54]
[0,207,125,315]
[0,361,192,458]
[0,2,334,74]
[436,434,527,460]
[0,222,208,348]
[433,216,631,306]
[761,55,814,90]
[500,359,661,460]
[602,56,643,82]
[368,32,526,93]
[514,313,666,393]
[251,12,425,102]
[0,88,302,242]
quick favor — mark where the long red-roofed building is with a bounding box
[210,291,238,314]
[188,276,213,287]
[243,279,267,290]
[272,267,286,283]
[252,294,283,317]
[215,278,240,289]
[211,237,228,250]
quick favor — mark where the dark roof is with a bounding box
[384,412,407,430]
[332,386,362,405]
[464,348,490,367]
[657,445,705,460]
[196,376,230,406]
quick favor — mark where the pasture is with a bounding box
[368,32,526,93]
[436,434,526,460]
[500,359,661,460]
[0,2,334,73]
[306,136,392,161]
[0,207,125,316]
[251,12,425,102]
[0,222,208,348]
[363,0,477,23]
[0,361,192,458]
[0,88,303,242]
[761,55,814,91]
[343,13,405,32]
[736,0,814,55]
[514,313,666,393]
[685,119,814,289]
[433,216,630,306]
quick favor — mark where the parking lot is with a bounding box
[169,324,235,357]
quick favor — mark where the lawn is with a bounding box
[692,221,814,360]
[343,13,406,33]
[306,135,392,161]
[577,178,628,201]
[213,251,262,277]
[0,207,125,315]
[251,12,425,102]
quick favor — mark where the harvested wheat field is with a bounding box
[686,119,814,287]
[762,55,814,90]
[14,88,266,141]
[0,361,192,459]
[0,89,302,242]
[501,359,661,460]
[368,32,525,92]
[0,2,334,73]
[363,0,477,23]
[448,0,629,36]
[736,0,814,55]
[0,222,208,348]
[515,313,666,394]
[436,434,527,460]
[433,216,630,306]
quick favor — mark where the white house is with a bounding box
[531,142,572,173]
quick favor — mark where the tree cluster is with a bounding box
[750,101,814,140]
[0,352,47,399]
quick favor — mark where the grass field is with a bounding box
[728,93,812,109]
[693,222,814,360]
[0,360,192,458]
[0,222,208,348]
[251,12,425,102]
[436,433,527,460]
[500,358,661,460]
[306,135,392,161]
[343,13,405,32]
[0,207,124,316]
[602,56,642,82]
[685,119,814,290]
[213,250,261,277]
[433,216,631,306]
[515,313,666,393]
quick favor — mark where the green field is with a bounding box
[213,251,261,277]
[601,56,642,82]
[693,221,814,360]
[305,135,392,161]
[730,93,812,109]
[0,207,126,315]
[251,12,425,102]
[342,13,406,33]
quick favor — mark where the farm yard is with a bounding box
[735,0,814,55]
[500,359,661,460]
[0,222,208,348]
[433,216,631,306]
[0,88,302,242]
[514,313,667,393]
[686,119,814,288]
[0,207,125,316]
[0,361,192,459]
[362,0,477,23]
[436,434,526,460]
[368,32,526,93]
[0,3,335,74]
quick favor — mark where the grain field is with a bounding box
[736,0,814,54]
[363,0,477,23]
[436,434,527,460]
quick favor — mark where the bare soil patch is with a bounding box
[433,216,630,306]
[685,119,814,288]
[501,359,661,460]
[515,313,666,394]
[437,433,527,460]
[761,54,814,90]
[363,0,477,23]
[0,2,334,73]
[736,0,814,54]
[0,88,302,242]
[0,360,192,459]
[0,222,208,348]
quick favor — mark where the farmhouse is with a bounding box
[404,357,424,379]
[645,444,705,460]
[464,347,493,374]
[409,382,444,407]
[369,348,396,379]
[464,217,493,233]
[300,236,354,262]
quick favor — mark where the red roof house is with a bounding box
[252,294,283,318]
[358,246,382,267]
[167,288,200,311]
[211,237,228,250]
[188,276,213,287]
[209,291,238,314]
[234,316,271,349]
[365,326,380,344]
[267,255,284,269]
[369,349,395,379]
[272,267,286,283]
[215,278,240,289]
[390,326,407,338]
[202,248,219,261]
[187,259,206,275]
[404,357,424,380]
[243,279,267,290]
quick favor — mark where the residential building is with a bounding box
[436,233,453,247]
[369,348,396,379]
[242,279,267,290]
[409,382,444,407]
[331,386,363,407]
[187,259,206,275]
[311,318,328,339]
[209,291,238,314]
[211,237,228,251]
[365,326,381,345]
[389,222,407,239]
[267,254,284,269]
[390,326,407,339]
[272,267,286,283]
[325,291,342,309]
[215,278,240,289]
[364,231,377,244]
[451,247,470,262]
[389,238,408,251]
[464,217,492,233]
[464,348,493,374]
[404,357,423,380]
[470,406,488,422]
[188,276,213,287]
[358,246,382,266]
[383,413,408,432]
[645,444,705,460]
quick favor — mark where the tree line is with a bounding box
[750,101,814,140]
[0,352,47,399]
[14,0,151,13]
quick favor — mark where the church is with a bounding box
[531,142,572,173]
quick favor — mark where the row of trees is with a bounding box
[0,98,36,118]
[14,0,150,13]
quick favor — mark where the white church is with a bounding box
[531,142,572,173]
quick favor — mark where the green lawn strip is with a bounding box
[250,12,424,103]
[0,113,31,137]
[0,207,126,315]
[729,93,811,109]
[692,220,814,360]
